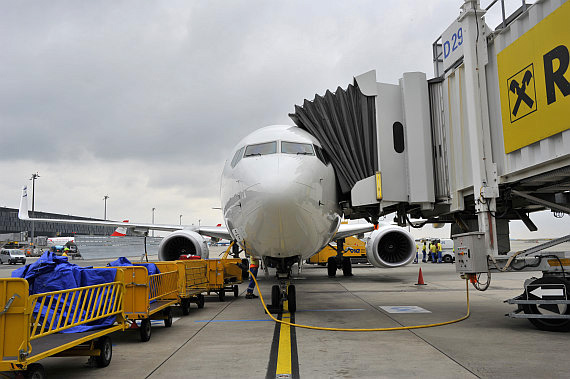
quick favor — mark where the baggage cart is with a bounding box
[204,258,244,302]
[154,260,209,315]
[0,274,126,378]
[105,265,179,342]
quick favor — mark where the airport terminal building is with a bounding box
[0,207,117,238]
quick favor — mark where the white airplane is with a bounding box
[46,221,130,246]
[19,125,416,312]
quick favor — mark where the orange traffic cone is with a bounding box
[415,268,427,285]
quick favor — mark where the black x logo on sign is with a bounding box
[507,64,537,123]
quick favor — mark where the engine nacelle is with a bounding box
[365,226,415,268]
[158,230,210,261]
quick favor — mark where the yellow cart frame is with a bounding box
[203,258,245,301]
[104,264,179,342]
[0,272,126,377]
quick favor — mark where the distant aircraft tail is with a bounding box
[110,220,129,236]
[19,186,29,220]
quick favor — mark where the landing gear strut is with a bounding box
[266,256,299,314]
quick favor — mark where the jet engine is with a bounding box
[365,226,415,268]
[158,230,210,261]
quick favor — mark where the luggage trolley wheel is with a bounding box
[233,284,239,298]
[181,298,191,315]
[23,363,46,379]
[164,307,173,328]
[218,288,225,302]
[93,336,113,368]
[139,318,152,342]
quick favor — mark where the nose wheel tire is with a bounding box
[287,285,296,313]
[271,285,280,308]
[327,257,337,277]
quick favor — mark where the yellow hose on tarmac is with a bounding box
[249,271,470,331]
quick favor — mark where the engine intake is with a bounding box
[158,230,210,261]
[365,227,415,268]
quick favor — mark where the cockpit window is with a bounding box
[281,141,314,155]
[244,141,277,157]
[314,144,329,165]
[230,146,245,168]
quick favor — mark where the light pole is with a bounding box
[179,214,183,225]
[152,207,156,237]
[103,195,109,220]
[29,172,40,246]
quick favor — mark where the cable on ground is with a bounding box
[249,271,470,332]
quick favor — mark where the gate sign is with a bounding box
[498,1,570,153]
[441,20,464,72]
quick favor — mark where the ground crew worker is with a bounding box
[246,256,260,299]
[437,240,443,263]
[430,241,437,263]
[422,241,427,262]
[413,243,419,264]
[63,246,69,257]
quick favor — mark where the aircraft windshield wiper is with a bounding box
[296,152,311,155]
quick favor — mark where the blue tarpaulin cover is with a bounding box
[12,251,118,333]
[107,257,160,275]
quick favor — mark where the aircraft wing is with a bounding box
[333,223,375,240]
[18,186,230,236]
[193,225,233,241]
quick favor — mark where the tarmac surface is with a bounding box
[1,248,569,378]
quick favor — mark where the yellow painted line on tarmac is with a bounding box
[276,300,292,376]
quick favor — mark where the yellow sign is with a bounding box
[498,1,570,153]
[375,171,382,200]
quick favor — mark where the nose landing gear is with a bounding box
[270,281,296,314]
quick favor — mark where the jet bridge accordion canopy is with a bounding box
[289,81,378,197]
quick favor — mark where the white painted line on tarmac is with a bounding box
[296,308,366,312]
[379,306,431,313]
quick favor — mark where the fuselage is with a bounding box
[221,125,341,260]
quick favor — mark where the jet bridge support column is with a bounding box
[456,0,499,266]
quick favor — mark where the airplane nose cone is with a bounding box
[240,168,321,257]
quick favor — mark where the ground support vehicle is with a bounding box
[103,265,179,342]
[0,275,125,378]
[153,260,209,315]
[306,236,368,266]
[0,249,27,265]
[203,258,244,302]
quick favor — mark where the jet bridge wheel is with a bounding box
[327,257,337,277]
[522,277,570,332]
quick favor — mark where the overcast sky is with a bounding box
[1,0,563,239]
